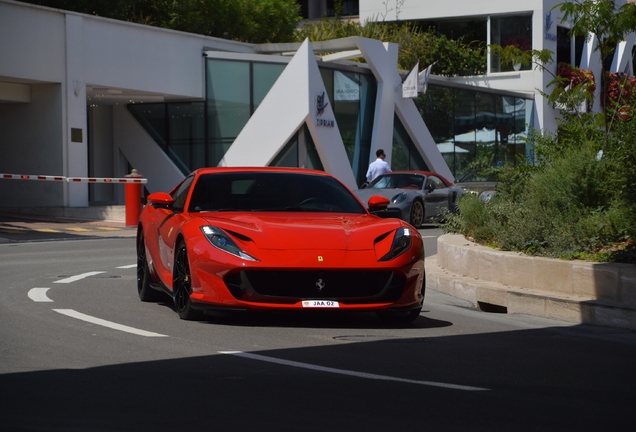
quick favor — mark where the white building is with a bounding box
[0,0,632,210]
[360,0,634,124]
[309,0,636,139]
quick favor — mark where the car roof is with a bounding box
[191,166,333,177]
[382,170,452,187]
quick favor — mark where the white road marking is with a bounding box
[28,288,53,302]
[53,309,168,337]
[219,351,490,391]
[54,271,105,284]
[116,264,137,269]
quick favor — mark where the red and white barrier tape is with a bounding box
[1,173,147,184]
[1,174,65,181]
[66,177,147,184]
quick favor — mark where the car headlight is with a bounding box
[379,227,412,261]
[391,192,407,204]
[201,226,259,261]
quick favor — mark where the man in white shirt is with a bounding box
[366,149,391,183]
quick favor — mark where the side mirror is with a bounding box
[147,192,174,207]
[368,195,390,212]
[427,182,436,192]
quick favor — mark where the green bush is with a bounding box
[443,145,635,262]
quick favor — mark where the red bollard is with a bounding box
[125,169,143,227]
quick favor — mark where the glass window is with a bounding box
[355,74,376,185]
[372,173,425,189]
[172,175,194,212]
[321,67,376,186]
[557,26,572,66]
[493,95,510,166]
[320,68,334,105]
[253,62,285,112]
[271,134,299,168]
[206,59,250,165]
[334,71,361,166]
[127,104,167,150]
[419,83,533,177]
[326,0,359,16]
[453,89,477,174]
[416,85,456,172]
[427,175,447,190]
[188,172,366,213]
[168,103,205,173]
[421,19,487,47]
[392,114,428,172]
[491,15,532,72]
[506,96,529,163]
[271,124,324,170]
[304,125,323,170]
[556,27,585,69]
[297,0,309,19]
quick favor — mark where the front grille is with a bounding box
[224,270,406,304]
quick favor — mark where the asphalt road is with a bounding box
[1,231,635,431]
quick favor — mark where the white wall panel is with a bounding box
[0,84,65,206]
[0,1,66,83]
[360,0,539,22]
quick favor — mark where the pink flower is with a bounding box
[504,35,531,51]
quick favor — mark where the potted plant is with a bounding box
[504,35,532,70]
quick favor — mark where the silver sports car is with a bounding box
[355,171,464,228]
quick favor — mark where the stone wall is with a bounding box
[427,234,636,330]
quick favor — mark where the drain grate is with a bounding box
[477,301,508,314]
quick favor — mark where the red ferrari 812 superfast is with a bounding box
[137,167,425,323]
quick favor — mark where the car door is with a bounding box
[423,175,452,219]
[154,175,194,287]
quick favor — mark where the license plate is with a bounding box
[302,300,339,308]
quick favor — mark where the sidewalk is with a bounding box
[0,206,136,243]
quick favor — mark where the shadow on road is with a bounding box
[2,324,634,431]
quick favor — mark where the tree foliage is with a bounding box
[442,0,636,263]
[294,20,487,76]
[20,0,301,43]
[556,1,636,127]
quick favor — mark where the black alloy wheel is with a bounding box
[137,231,164,302]
[173,241,203,320]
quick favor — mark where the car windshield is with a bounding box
[369,174,424,190]
[188,172,367,214]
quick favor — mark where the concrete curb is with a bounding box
[426,234,636,331]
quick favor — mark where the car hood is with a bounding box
[198,213,404,251]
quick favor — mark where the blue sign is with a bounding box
[315,92,335,127]
[545,11,557,41]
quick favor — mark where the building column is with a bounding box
[64,13,88,207]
